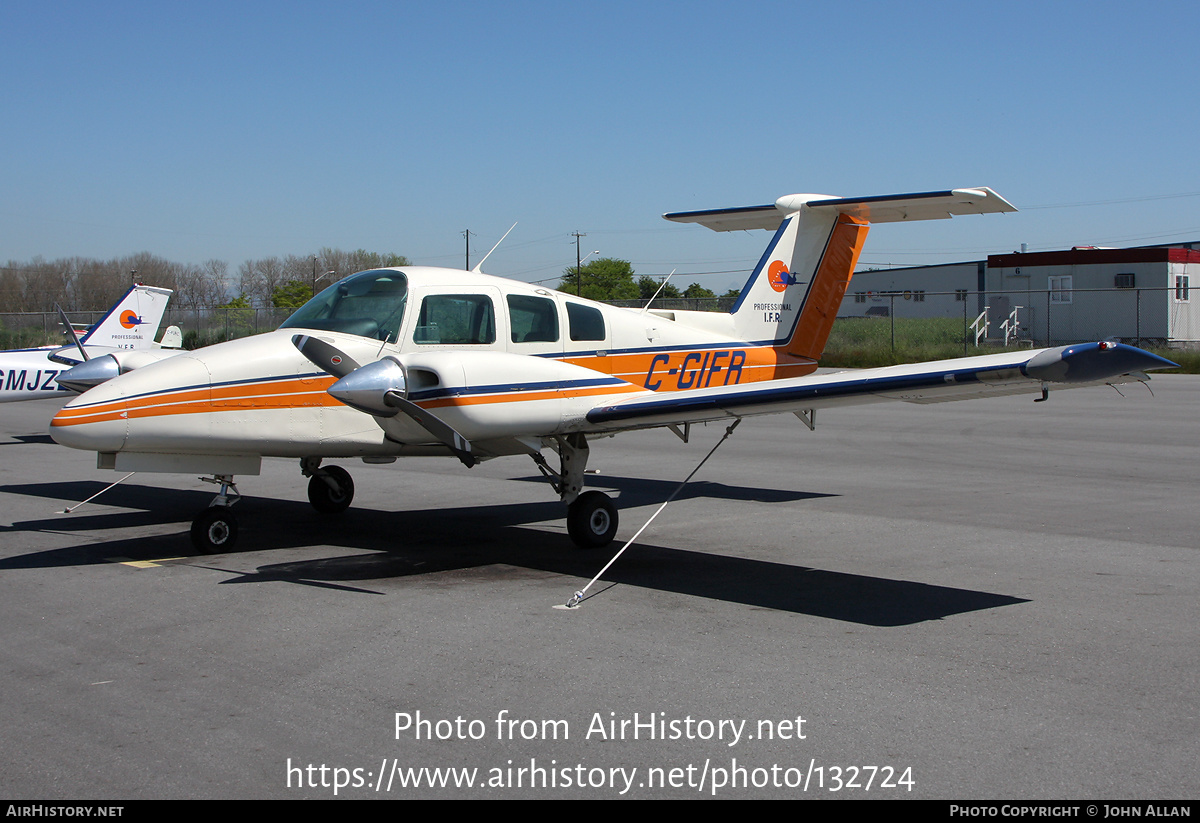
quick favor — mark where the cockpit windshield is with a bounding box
[279,269,408,341]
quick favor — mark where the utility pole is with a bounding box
[463,229,476,271]
[572,231,586,296]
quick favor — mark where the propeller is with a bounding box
[50,304,89,365]
[292,334,359,378]
[384,392,475,466]
[292,335,477,467]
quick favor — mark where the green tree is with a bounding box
[559,258,638,302]
[683,282,717,300]
[637,275,681,300]
[271,280,314,308]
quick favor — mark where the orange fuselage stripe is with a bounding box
[52,342,818,427]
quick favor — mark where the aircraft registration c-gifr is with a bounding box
[51,188,1176,553]
[0,284,178,403]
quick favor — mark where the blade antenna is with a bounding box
[471,223,517,273]
[639,270,676,314]
[559,418,741,610]
[56,304,89,362]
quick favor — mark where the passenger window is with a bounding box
[413,294,496,344]
[508,295,559,343]
[566,302,605,342]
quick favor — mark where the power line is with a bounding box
[1023,191,1200,210]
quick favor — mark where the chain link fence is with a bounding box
[835,287,1195,350]
[0,307,298,349]
[3,288,1194,352]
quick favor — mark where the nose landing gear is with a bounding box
[190,474,241,554]
[190,507,238,554]
[188,459,357,554]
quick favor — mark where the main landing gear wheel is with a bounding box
[191,507,239,554]
[308,465,355,514]
[567,491,618,549]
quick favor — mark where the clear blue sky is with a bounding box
[3,0,1198,293]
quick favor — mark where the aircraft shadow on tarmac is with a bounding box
[0,434,58,446]
[0,477,1028,626]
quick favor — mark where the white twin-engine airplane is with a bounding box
[51,188,1176,553]
[0,284,178,403]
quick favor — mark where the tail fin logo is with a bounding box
[767,260,798,294]
[119,310,143,329]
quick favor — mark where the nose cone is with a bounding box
[50,378,130,452]
[50,354,214,453]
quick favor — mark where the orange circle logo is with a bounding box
[767,260,792,293]
[120,310,140,329]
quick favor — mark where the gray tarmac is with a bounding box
[0,376,1197,799]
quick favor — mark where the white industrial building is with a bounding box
[841,243,1200,347]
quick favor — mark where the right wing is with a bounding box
[585,343,1176,430]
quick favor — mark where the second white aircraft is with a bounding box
[1,284,177,403]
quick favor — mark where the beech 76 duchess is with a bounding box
[51,188,1175,552]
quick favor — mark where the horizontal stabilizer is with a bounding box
[664,187,1016,232]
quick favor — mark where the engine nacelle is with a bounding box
[333,350,638,443]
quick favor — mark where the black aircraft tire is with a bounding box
[567,491,618,549]
[308,465,355,514]
[191,508,239,554]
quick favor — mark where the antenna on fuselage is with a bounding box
[639,269,677,314]
[470,223,517,273]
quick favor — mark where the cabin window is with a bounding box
[507,295,559,343]
[1176,275,1191,302]
[566,302,605,341]
[279,269,408,341]
[413,294,496,344]
[955,289,968,302]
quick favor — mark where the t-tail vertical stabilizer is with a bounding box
[79,284,173,349]
[664,187,1016,361]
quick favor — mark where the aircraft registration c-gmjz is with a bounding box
[50,188,1177,553]
[0,284,178,403]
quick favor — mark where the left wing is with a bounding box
[586,343,1177,429]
